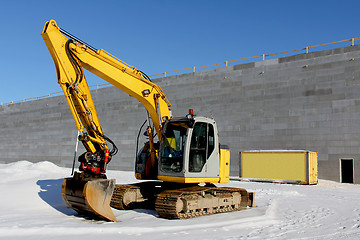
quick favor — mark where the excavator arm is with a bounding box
[42,20,172,221]
[42,20,171,175]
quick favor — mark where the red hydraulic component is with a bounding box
[104,149,110,163]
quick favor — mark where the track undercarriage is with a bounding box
[62,174,254,221]
[110,181,255,219]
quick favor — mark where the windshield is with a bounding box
[159,121,189,173]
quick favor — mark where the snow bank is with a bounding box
[0,161,359,240]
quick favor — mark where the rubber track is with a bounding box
[155,186,250,219]
[110,184,135,210]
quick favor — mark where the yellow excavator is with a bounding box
[42,20,254,222]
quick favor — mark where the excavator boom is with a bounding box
[42,20,171,139]
[42,20,171,221]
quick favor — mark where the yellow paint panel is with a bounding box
[219,148,230,183]
[157,176,221,184]
[164,137,177,149]
[241,151,307,183]
[308,152,319,184]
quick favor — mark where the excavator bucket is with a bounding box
[61,177,117,222]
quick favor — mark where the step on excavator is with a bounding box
[42,20,254,222]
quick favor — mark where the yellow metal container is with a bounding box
[240,150,318,185]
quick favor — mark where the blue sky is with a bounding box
[1,0,359,104]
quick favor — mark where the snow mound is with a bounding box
[1,160,34,169]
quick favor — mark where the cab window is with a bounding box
[189,122,215,172]
[160,122,188,173]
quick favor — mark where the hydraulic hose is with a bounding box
[65,39,84,86]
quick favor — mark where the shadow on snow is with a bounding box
[36,178,159,221]
[36,178,76,217]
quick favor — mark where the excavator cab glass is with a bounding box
[159,121,189,173]
[189,122,215,172]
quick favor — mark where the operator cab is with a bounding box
[157,115,223,183]
[135,112,230,183]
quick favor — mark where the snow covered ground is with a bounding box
[0,161,359,240]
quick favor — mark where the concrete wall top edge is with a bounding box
[3,44,360,109]
[278,45,360,63]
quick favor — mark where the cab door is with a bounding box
[186,119,219,178]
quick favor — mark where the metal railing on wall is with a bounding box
[1,37,359,106]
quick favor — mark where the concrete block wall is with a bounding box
[0,87,147,170]
[1,45,360,183]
